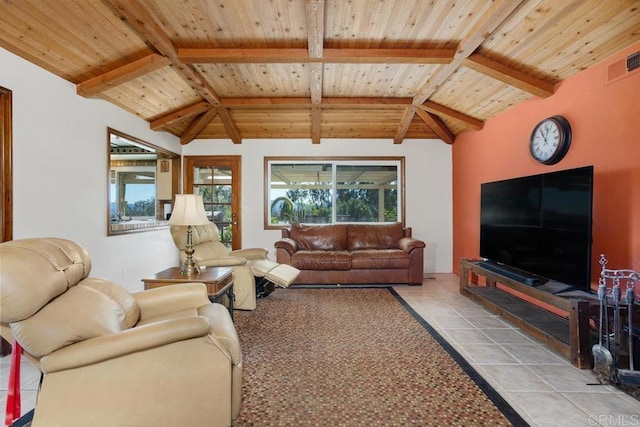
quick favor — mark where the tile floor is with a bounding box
[1,273,639,426]
[395,274,640,427]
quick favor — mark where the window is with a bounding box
[265,157,404,228]
[107,128,179,235]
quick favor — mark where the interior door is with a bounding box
[185,156,241,250]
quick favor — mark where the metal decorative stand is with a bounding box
[593,254,640,393]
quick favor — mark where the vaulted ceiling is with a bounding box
[1,0,639,145]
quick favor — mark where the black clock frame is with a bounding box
[529,115,572,165]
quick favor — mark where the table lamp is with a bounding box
[169,194,210,275]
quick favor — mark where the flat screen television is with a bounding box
[480,166,594,290]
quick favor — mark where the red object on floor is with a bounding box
[4,341,22,426]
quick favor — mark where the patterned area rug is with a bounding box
[234,287,528,426]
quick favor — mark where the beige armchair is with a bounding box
[171,222,265,310]
[0,238,242,427]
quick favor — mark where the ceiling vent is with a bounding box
[605,51,640,85]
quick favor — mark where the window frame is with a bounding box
[264,156,405,229]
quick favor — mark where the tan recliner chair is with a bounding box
[171,222,300,311]
[0,238,242,427]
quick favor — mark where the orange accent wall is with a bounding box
[452,41,640,294]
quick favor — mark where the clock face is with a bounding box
[529,116,571,165]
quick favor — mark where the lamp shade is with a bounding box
[169,194,210,226]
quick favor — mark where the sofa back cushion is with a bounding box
[347,223,405,251]
[289,223,347,251]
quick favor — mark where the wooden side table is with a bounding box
[142,266,235,318]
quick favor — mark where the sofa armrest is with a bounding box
[40,316,211,373]
[230,247,268,260]
[133,283,211,321]
[396,237,426,253]
[274,238,297,255]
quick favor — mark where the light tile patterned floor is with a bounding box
[394,274,640,427]
[1,273,639,426]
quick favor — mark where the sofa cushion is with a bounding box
[291,251,351,270]
[350,249,410,269]
[290,224,348,251]
[347,223,405,251]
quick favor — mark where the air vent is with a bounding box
[627,51,640,72]
[606,51,640,85]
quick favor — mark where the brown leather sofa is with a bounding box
[274,223,425,285]
[0,238,242,427]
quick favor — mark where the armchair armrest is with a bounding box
[133,283,210,321]
[230,247,268,260]
[200,256,247,268]
[274,238,297,255]
[396,237,426,253]
[40,316,211,373]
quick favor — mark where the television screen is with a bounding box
[480,166,594,290]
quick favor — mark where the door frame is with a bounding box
[0,86,12,356]
[1,86,12,243]
[184,155,242,249]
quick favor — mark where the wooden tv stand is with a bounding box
[459,259,592,369]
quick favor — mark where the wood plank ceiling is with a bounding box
[1,0,639,145]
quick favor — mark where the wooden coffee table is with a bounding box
[142,266,234,318]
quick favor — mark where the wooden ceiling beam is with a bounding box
[150,101,212,130]
[77,53,170,98]
[394,106,417,144]
[415,109,454,144]
[306,0,324,59]
[309,63,323,105]
[220,97,413,108]
[107,0,245,143]
[180,108,219,145]
[106,0,222,106]
[419,101,484,130]
[177,48,454,64]
[310,105,322,144]
[463,54,555,98]
[323,98,412,107]
[412,0,525,106]
[307,0,324,143]
[217,108,242,144]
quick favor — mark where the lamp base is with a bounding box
[180,224,200,276]
[179,259,200,276]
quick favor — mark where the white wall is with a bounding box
[2,45,453,292]
[183,137,453,274]
[1,47,182,291]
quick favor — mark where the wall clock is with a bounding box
[529,115,572,165]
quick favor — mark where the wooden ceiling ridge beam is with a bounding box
[180,108,219,145]
[106,0,243,143]
[220,97,413,108]
[177,47,454,64]
[76,53,170,98]
[464,54,555,98]
[394,0,524,144]
[306,0,324,144]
